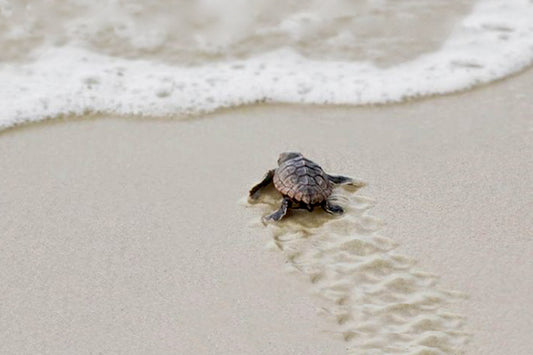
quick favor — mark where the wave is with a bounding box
[0,0,532,129]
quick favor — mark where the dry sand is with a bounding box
[1,69,532,354]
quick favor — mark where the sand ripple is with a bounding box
[246,185,469,354]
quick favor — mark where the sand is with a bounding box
[1,68,532,353]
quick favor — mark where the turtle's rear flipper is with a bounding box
[265,197,291,221]
[249,169,275,199]
[322,200,344,215]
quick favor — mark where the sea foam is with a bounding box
[0,0,532,129]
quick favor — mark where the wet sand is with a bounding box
[1,69,532,354]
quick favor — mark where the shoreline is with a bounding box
[3,60,532,136]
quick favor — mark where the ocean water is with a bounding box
[0,0,532,128]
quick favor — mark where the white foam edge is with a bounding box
[0,0,532,129]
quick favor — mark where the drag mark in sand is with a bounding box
[245,185,469,354]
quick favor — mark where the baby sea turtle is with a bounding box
[249,152,363,221]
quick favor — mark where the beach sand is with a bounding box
[1,68,532,353]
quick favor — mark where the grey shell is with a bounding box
[273,155,332,204]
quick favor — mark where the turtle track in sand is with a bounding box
[246,184,469,354]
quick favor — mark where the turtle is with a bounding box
[249,152,363,221]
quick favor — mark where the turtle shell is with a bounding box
[273,155,332,205]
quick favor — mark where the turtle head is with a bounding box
[277,152,302,165]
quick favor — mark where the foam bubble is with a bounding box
[0,0,532,129]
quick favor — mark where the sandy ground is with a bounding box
[1,68,532,354]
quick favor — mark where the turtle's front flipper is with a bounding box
[265,197,291,221]
[249,169,275,199]
[322,199,344,215]
[327,174,366,188]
